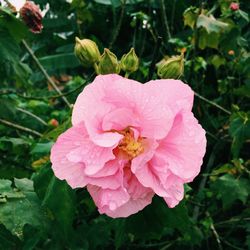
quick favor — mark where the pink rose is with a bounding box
[230,2,240,11]
[50,74,206,218]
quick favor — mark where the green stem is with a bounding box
[0,118,42,137]
[160,0,171,41]
[147,36,162,81]
[124,72,130,78]
[22,39,72,108]
[194,91,231,115]
[109,0,127,49]
[17,107,48,126]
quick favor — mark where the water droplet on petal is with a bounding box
[109,201,117,211]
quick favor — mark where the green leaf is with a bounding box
[0,30,31,84]
[39,53,80,71]
[0,98,17,120]
[198,30,220,49]
[209,55,226,69]
[0,178,48,238]
[0,224,20,250]
[211,174,249,208]
[43,118,71,141]
[0,6,28,42]
[197,14,228,34]
[183,6,199,29]
[229,112,250,158]
[31,142,53,155]
[219,26,240,53]
[93,0,144,6]
[33,167,76,238]
[125,198,202,244]
[234,85,250,98]
[238,10,249,22]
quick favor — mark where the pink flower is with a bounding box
[50,74,206,218]
[20,1,43,33]
[230,2,239,11]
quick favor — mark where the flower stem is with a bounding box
[22,39,72,108]
[0,118,42,137]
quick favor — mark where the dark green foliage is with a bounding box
[0,0,249,249]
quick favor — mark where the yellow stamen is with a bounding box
[118,128,144,159]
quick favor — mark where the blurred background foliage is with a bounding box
[0,0,249,249]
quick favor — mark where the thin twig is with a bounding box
[215,217,250,227]
[170,0,176,32]
[130,240,171,249]
[210,223,223,250]
[0,74,93,101]
[22,39,72,108]
[147,36,162,81]
[194,92,231,115]
[160,240,177,250]
[160,0,171,41]
[193,141,223,221]
[206,212,223,250]
[206,217,223,250]
[109,0,127,49]
[188,1,204,84]
[0,118,42,137]
[222,239,245,250]
[17,107,48,126]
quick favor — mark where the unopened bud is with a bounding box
[230,2,239,11]
[96,48,120,75]
[20,1,43,33]
[74,37,101,67]
[157,54,184,79]
[48,118,59,127]
[228,50,235,56]
[120,48,139,73]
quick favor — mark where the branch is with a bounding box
[222,239,245,250]
[17,107,48,126]
[147,36,162,81]
[194,92,231,115]
[22,39,72,108]
[0,118,42,137]
[160,0,171,41]
[109,0,127,49]
[0,74,93,101]
[215,217,250,227]
[206,212,223,250]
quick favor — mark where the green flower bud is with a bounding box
[74,37,101,67]
[157,54,184,79]
[120,48,139,73]
[96,48,120,75]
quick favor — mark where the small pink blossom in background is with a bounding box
[48,118,59,127]
[20,1,43,33]
[230,2,240,11]
[50,74,206,218]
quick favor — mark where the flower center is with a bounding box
[118,128,144,159]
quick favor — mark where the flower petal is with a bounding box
[133,162,168,197]
[50,125,88,188]
[102,108,139,131]
[163,174,184,208]
[73,74,175,142]
[72,74,123,147]
[51,123,117,182]
[103,192,154,218]
[105,77,175,139]
[156,111,206,181]
[87,185,130,212]
[145,79,194,115]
